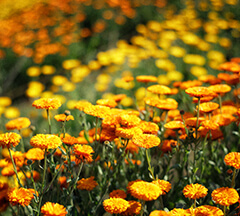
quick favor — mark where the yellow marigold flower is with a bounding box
[30,134,62,149]
[0,132,21,149]
[5,117,31,130]
[8,187,35,207]
[115,127,143,139]
[121,200,142,216]
[77,176,98,191]
[138,121,159,135]
[109,189,127,199]
[128,180,162,201]
[83,105,110,118]
[147,84,171,95]
[103,198,129,214]
[149,210,171,216]
[118,114,141,127]
[132,134,160,149]
[136,75,158,83]
[208,84,231,94]
[41,65,56,75]
[73,144,94,163]
[183,183,208,200]
[170,208,192,215]
[198,102,219,113]
[185,87,216,98]
[164,121,185,130]
[96,98,117,108]
[0,97,12,107]
[41,202,67,216]
[25,148,44,161]
[26,66,41,77]
[224,152,240,169]
[4,106,20,119]
[211,187,239,206]
[74,100,92,111]
[145,97,178,110]
[32,98,61,110]
[54,114,74,122]
[5,151,24,167]
[194,205,223,216]
[152,179,171,195]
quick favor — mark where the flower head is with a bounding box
[147,85,171,95]
[194,205,223,216]
[152,179,171,195]
[149,210,171,216]
[103,198,129,214]
[83,105,110,118]
[121,200,142,216]
[132,134,160,149]
[110,189,127,199]
[54,114,74,122]
[77,176,98,191]
[224,152,240,169]
[32,98,61,109]
[25,148,44,161]
[185,87,216,98]
[0,132,21,149]
[30,134,62,149]
[41,202,67,216]
[96,98,117,108]
[211,187,239,206]
[183,183,208,200]
[136,75,158,83]
[164,121,185,130]
[5,117,31,130]
[73,144,94,163]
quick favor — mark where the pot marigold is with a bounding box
[147,84,171,95]
[138,121,159,135]
[30,134,62,149]
[208,84,231,94]
[224,152,240,169]
[8,187,35,207]
[103,198,130,214]
[115,127,143,139]
[132,134,160,149]
[194,205,223,216]
[32,98,61,110]
[152,179,171,195]
[0,132,21,149]
[5,117,31,130]
[211,187,239,206]
[77,176,98,191]
[109,189,127,199]
[73,144,94,163]
[170,208,192,215]
[25,148,44,161]
[128,180,162,201]
[183,183,208,200]
[164,121,185,130]
[198,102,219,113]
[83,104,110,118]
[185,86,216,98]
[121,200,142,216]
[118,114,141,127]
[41,202,67,216]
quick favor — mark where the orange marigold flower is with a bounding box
[83,105,110,118]
[54,114,74,122]
[192,96,215,103]
[6,151,24,167]
[103,198,130,214]
[185,86,216,98]
[25,148,44,161]
[136,75,158,83]
[185,117,205,127]
[145,98,178,110]
[77,176,98,191]
[41,202,67,216]
[74,100,92,111]
[147,84,171,95]
[198,102,219,113]
[219,61,240,73]
[211,114,236,126]
[58,176,68,189]
[8,187,35,207]
[96,98,117,108]
[115,127,143,139]
[213,105,237,115]
[164,121,185,130]
[99,128,118,142]
[194,205,224,216]
[30,134,62,149]
[1,164,18,176]
[73,144,94,163]
[61,134,77,146]
[224,152,240,169]
[179,80,203,90]
[109,189,127,199]
[199,128,223,140]
[199,120,219,131]
[0,132,21,149]
[183,183,208,199]
[128,180,162,201]
[170,208,192,215]
[149,210,171,216]
[112,94,127,102]
[208,84,231,95]
[211,187,239,206]
[118,114,141,127]
[121,200,142,216]
[160,139,177,153]
[198,74,221,85]
[5,117,31,130]
[152,179,171,195]
[138,121,159,135]
[26,170,40,182]
[132,134,160,149]
[32,98,61,110]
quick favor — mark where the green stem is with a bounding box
[195,98,200,139]
[193,199,196,209]
[140,200,146,216]
[218,95,222,114]
[47,109,51,134]
[145,148,155,180]
[29,164,38,203]
[231,168,237,188]
[8,148,23,187]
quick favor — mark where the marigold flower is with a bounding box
[183,183,208,200]
[149,210,171,216]
[73,144,94,163]
[219,61,240,73]
[112,94,127,102]
[26,171,40,182]
[211,187,239,206]
[83,104,110,118]
[198,102,219,113]
[1,164,17,176]
[170,208,192,215]
[118,114,141,127]
[8,187,35,207]
[147,84,171,95]
[185,86,216,98]
[152,179,171,195]
[132,134,160,149]
[96,98,117,108]
[198,74,221,85]
[54,114,74,122]
[199,128,223,140]
[115,127,143,139]
[208,84,231,94]
[164,121,185,130]
[179,80,203,90]
[61,134,77,146]
[109,189,127,199]
[32,98,61,109]
[121,200,142,216]
[211,114,236,126]
[30,134,62,149]
[192,96,215,103]
[145,97,178,110]
[194,205,223,216]
[185,117,205,127]
[74,100,92,111]
[25,148,44,161]
[5,151,24,167]
[138,121,159,135]
[77,176,98,191]
[199,120,219,131]
[213,105,237,115]
[128,180,162,201]
[224,152,240,169]
[160,139,177,153]
[5,117,31,130]
[103,198,130,214]
[58,176,68,189]
[0,132,21,149]
[136,75,158,83]
[41,202,67,216]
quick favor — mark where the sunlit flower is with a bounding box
[160,139,177,153]
[152,179,171,195]
[8,187,35,207]
[25,148,45,161]
[74,100,92,111]
[54,114,74,122]
[194,205,223,216]
[115,127,143,139]
[83,105,110,118]
[109,189,127,199]
[183,183,208,199]
[145,98,178,110]
[77,176,98,191]
[138,121,159,135]
[128,180,162,201]
[5,117,31,131]
[224,152,240,169]
[0,132,21,149]
[147,84,171,95]
[164,121,185,130]
[96,98,117,108]
[41,202,67,216]
[136,75,158,83]
[169,208,192,215]
[58,176,68,189]
[5,151,24,167]
[32,98,61,109]
[185,117,205,127]
[185,86,216,98]
[26,170,40,182]
[179,80,203,90]
[211,187,239,206]
[211,114,236,126]
[121,200,142,216]
[149,210,171,216]
[30,134,62,149]
[73,144,94,163]
[132,133,160,149]
[118,114,141,127]
[208,84,231,94]
[198,102,219,113]
[103,198,130,214]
